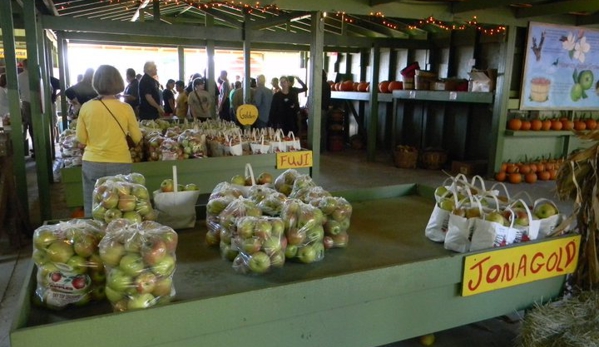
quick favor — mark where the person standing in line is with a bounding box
[17,59,33,155]
[174,80,189,120]
[138,61,164,120]
[65,68,98,121]
[76,64,142,217]
[217,70,231,121]
[271,77,281,93]
[269,76,301,134]
[254,75,273,129]
[162,79,176,117]
[187,78,214,121]
[122,68,139,118]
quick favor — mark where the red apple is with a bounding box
[135,271,157,294]
[160,179,174,193]
[142,239,168,265]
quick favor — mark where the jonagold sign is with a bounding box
[462,235,580,296]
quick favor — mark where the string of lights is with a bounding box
[57,1,506,35]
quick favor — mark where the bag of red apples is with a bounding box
[99,219,178,312]
[32,219,106,309]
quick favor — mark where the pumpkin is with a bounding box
[388,81,403,92]
[551,119,563,130]
[520,120,532,131]
[507,118,522,131]
[524,172,537,184]
[378,81,390,93]
[508,173,522,184]
[357,82,369,92]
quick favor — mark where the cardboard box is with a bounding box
[452,160,488,176]
[468,71,491,92]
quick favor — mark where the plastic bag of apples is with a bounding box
[32,219,106,310]
[99,219,178,312]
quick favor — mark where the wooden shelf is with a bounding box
[392,90,494,103]
[504,130,576,137]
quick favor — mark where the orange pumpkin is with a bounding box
[524,172,537,184]
[505,163,518,174]
[495,171,506,182]
[548,169,558,180]
[519,164,531,175]
[541,119,552,131]
[520,120,532,131]
[538,170,551,181]
[508,173,522,184]
[531,119,543,131]
[574,120,587,131]
[561,119,574,130]
[551,119,563,130]
[586,118,597,130]
[507,118,522,131]
[378,81,390,93]
[357,82,369,92]
[340,80,354,91]
[388,81,403,92]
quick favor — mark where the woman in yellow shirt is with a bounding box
[76,64,143,217]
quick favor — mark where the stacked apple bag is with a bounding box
[99,219,178,311]
[205,168,353,274]
[92,173,157,224]
[32,219,106,309]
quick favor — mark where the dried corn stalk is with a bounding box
[556,130,599,290]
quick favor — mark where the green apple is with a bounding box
[119,253,146,277]
[32,249,50,266]
[534,203,558,219]
[578,70,594,90]
[438,199,454,212]
[46,240,75,263]
[152,277,173,297]
[296,245,317,263]
[34,228,58,250]
[248,251,271,273]
[571,83,583,101]
[107,268,133,292]
[66,255,89,274]
[230,174,246,186]
[127,293,156,310]
[152,255,176,277]
[184,183,199,191]
[285,244,298,259]
[486,211,507,226]
[99,241,126,267]
[105,285,124,303]
[73,234,97,258]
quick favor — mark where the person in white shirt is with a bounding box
[17,59,33,155]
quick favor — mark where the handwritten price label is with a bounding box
[236,104,258,126]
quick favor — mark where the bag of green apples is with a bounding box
[216,197,263,261]
[205,182,246,247]
[281,199,326,263]
[99,219,177,312]
[92,173,157,224]
[315,196,352,249]
[32,219,106,310]
[532,198,562,238]
[231,216,287,274]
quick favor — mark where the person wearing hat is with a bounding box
[162,79,176,117]
[187,77,214,121]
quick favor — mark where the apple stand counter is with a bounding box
[11,184,568,347]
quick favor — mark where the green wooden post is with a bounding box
[490,26,517,173]
[308,11,324,181]
[23,0,52,223]
[367,43,380,161]
[57,33,69,132]
[0,0,30,223]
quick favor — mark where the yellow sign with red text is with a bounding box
[276,151,313,169]
[462,235,580,296]
[0,49,27,59]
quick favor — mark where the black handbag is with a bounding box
[99,99,137,149]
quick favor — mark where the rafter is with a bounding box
[516,0,599,18]
[132,0,150,22]
[248,11,310,30]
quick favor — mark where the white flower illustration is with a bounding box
[562,32,576,51]
[574,36,590,63]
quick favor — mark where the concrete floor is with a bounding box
[0,148,574,347]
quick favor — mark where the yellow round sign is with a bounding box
[236,104,259,126]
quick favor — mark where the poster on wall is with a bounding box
[520,22,599,110]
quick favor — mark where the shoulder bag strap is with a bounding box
[99,99,128,137]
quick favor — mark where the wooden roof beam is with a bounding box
[248,11,311,30]
[516,0,599,18]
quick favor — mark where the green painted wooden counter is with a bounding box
[61,154,310,208]
[11,184,566,347]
